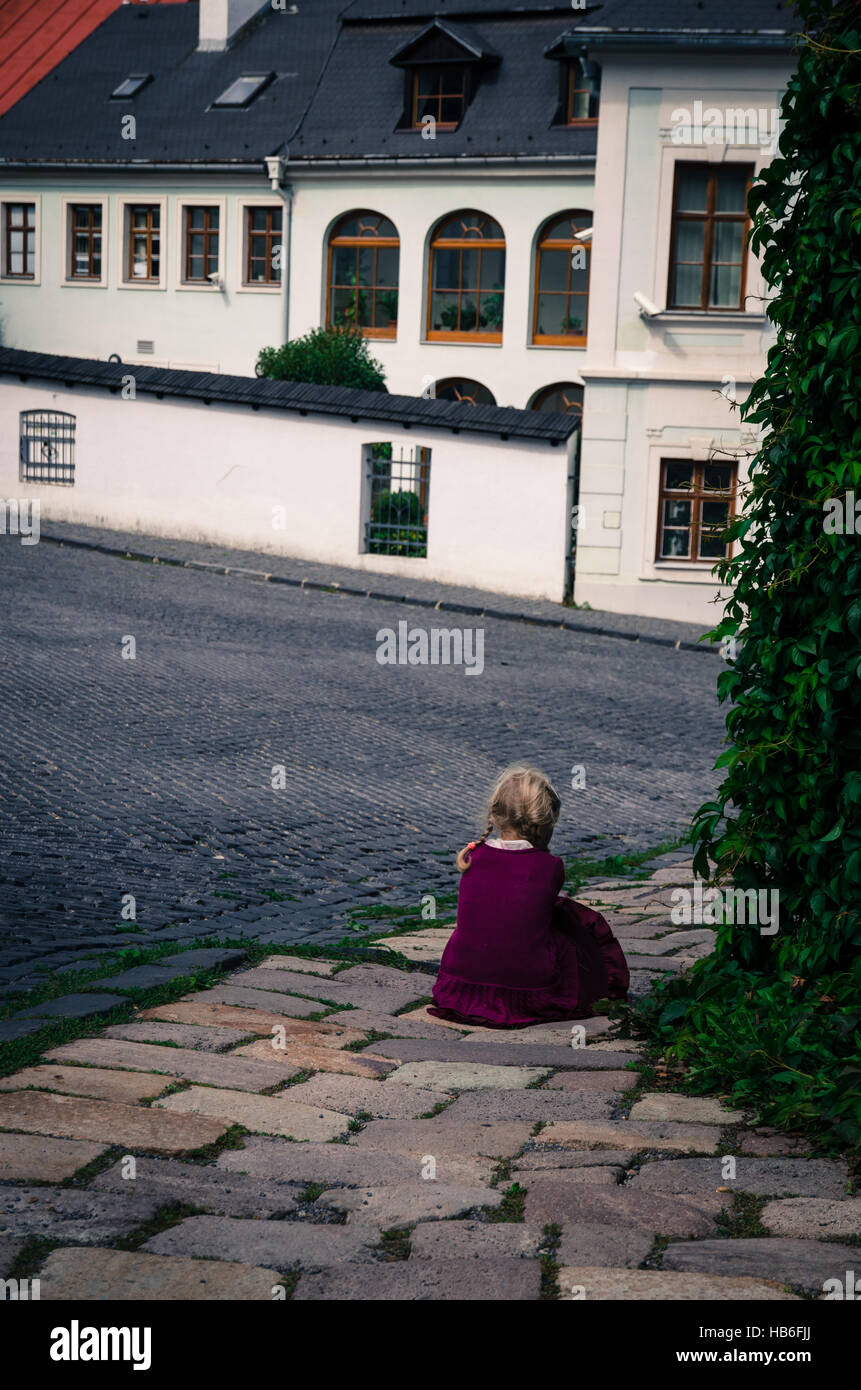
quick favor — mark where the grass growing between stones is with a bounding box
[8,1235,58,1281]
[378,1227,413,1261]
[715,1192,769,1239]
[539,1223,562,1300]
[484,1181,526,1223]
[183,1123,248,1162]
[114,1201,203,1252]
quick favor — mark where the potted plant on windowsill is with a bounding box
[378,289,399,328]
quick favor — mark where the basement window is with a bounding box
[111,74,152,99]
[212,74,274,109]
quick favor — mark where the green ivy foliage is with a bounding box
[256,324,387,391]
[639,0,861,1152]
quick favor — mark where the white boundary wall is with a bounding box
[0,376,572,602]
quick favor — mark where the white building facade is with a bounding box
[0,0,795,624]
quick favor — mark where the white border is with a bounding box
[234,196,285,293]
[0,193,41,285]
[60,195,109,288]
[174,196,227,292]
[116,195,168,291]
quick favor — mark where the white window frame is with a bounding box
[117,195,168,290]
[175,196,227,291]
[651,147,767,319]
[61,195,109,288]
[235,196,284,293]
[0,194,41,284]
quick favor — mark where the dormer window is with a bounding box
[391,18,499,134]
[567,58,600,124]
[413,66,468,130]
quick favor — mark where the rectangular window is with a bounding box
[245,206,282,284]
[412,67,467,129]
[668,164,752,310]
[656,459,737,562]
[183,205,219,283]
[127,204,160,282]
[19,410,76,485]
[4,202,36,279]
[363,442,430,558]
[69,204,102,280]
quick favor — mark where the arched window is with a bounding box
[529,383,583,419]
[434,378,496,406]
[326,211,400,339]
[532,212,591,346]
[427,211,505,342]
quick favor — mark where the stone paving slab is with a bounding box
[285,1074,452,1120]
[0,1133,109,1183]
[515,1149,635,1172]
[37,1247,286,1300]
[524,1182,728,1236]
[44,1038,304,1091]
[293,1257,542,1301]
[155,1086,351,1141]
[543,1070,637,1093]
[216,1135,495,1188]
[183,987,324,1018]
[628,1156,849,1198]
[104,1021,254,1052]
[0,1019,49,1043]
[258,955,338,976]
[0,1063,170,1104]
[557,1267,798,1300]
[441,1089,616,1123]
[556,1223,655,1268]
[141,1000,363,1045]
[92,1156,300,1219]
[234,1038,398,1079]
[0,1089,228,1154]
[316,1183,504,1227]
[734,1130,815,1157]
[534,1120,722,1154]
[0,1236,24,1277]
[616,932,715,955]
[410,1219,545,1260]
[384,1061,551,1091]
[630,1093,745,1124]
[759,1198,861,1239]
[348,1117,534,1161]
[365,1039,634,1070]
[224,967,342,1001]
[16,992,126,1020]
[662,1238,861,1294]
[143,1215,378,1269]
[0,1187,162,1243]
[324,1007,453,1041]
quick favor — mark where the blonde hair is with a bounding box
[456,764,561,872]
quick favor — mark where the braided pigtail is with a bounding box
[456,822,493,873]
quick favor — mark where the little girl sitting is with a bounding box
[429,764,629,1028]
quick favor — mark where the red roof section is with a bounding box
[0,0,191,116]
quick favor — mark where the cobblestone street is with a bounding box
[1,526,722,989]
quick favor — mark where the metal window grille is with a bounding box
[364,442,430,557]
[19,410,76,485]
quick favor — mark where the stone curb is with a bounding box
[40,532,717,657]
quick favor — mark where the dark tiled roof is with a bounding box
[292,15,595,163]
[0,348,578,443]
[0,0,796,167]
[0,0,344,164]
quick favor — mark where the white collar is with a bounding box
[486,837,534,850]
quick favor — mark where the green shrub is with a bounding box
[256,324,386,391]
[638,0,861,1154]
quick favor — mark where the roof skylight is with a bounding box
[111,74,152,99]
[212,73,274,109]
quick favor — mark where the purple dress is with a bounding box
[429,842,630,1028]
